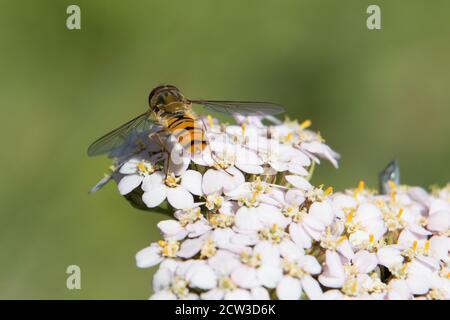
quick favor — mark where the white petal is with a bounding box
[208,250,240,276]
[201,289,225,300]
[288,162,309,176]
[118,174,143,195]
[142,185,167,208]
[167,186,194,209]
[325,250,345,278]
[224,289,251,300]
[285,189,305,207]
[181,170,203,196]
[187,265,217,290]
[136,246,163,268]
[157,220,186,240]
[407,275,431,295]
[257,264,283,288]
[309,201,334,226]
[254,241,281,265]
[251,287,270,300]
[301,275,323,299]
[231,265,260,289]
[141,171,165,191]
[388,279,411,300]
[300,255,322,275]
[119,160,138,174]
[289,223,312,249]
[377,247,403,268]
[153,267,172,292]
[150,290,177,300]
[276,276,302,300]
[234,207,263,232]
[202,169,223,195]
[356,203,382,221]
[279,239,304,261]
[353,250,377,274]
[285,175,313,190]
[257,204,288,228]
[177,238,203,258]
[427,210,450,232]
[222,167,245,193]
[318,274,345,289]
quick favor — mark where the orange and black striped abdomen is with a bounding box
[165,113,207,154]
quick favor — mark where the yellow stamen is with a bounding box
[299,119,312,129]
[346,210,354,223]
[158,240,167,247]
[286,132,293,142]
[391,191,397,203]
[207,114,214,128]
[241,123,247,137]
[337,235,347,245]
[369,234,375,243]
[412,240,418,252]
[324,186,333,196]
[354,180,365,197]
[396,208,404,219]
[388,179,397,191]
[424,240,430,254]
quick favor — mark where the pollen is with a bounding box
[412,240,418,252]
[388,179,397,191]
[424,240,430,254]
[324,186,333,196]
[207,114,214,128]
[391,191,397,203]
[200,239,217,259]
[241,123,247,137]
[159,240,180,258]
[299,119,312,130]
[337,235,347,245]
[396,208,404,219]
[346,210,355,223]
[137,160,155,175]
[354,180,365,197]
[369,234,375,243]
[164,172,181,187]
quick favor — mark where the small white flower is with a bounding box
[142,170,203,209]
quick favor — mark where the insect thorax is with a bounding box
[148,85,187,112]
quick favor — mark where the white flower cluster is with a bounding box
[96,115,449,300]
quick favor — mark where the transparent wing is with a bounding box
[87,112,155,156]
[190,100,285,116]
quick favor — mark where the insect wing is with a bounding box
[87,112,155,156]
[191,100,285,116]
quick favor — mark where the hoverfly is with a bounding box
[87,84,285,157]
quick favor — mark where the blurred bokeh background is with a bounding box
[0,0,448,299]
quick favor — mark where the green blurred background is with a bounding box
[0,0,448,299]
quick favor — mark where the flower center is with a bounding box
[178,207,202,226]
[240,251,262,268]
[200,239,217,258]
[219,277,237,291]
[342,276,364,297]
[164,172,181,188]
[170,276,189,298]
[258,224,286,243]
[239,191,261,208]
[137,160,155,176]
[158,240,179,257]
[208,213,234,228]
[282,259,306,279]
[205,194,224,211]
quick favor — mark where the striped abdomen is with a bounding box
[164,112,207,154]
